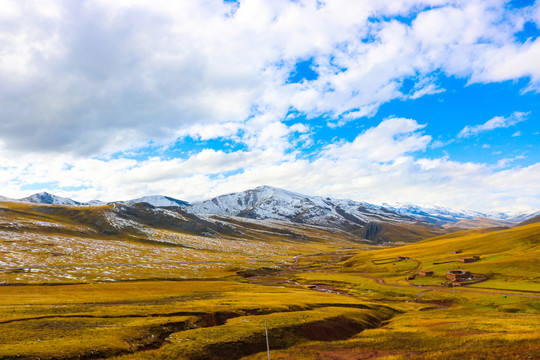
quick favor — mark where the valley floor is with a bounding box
[0,203,539,359]
[1,248,539,359]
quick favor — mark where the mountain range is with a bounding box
[1,186,537,232]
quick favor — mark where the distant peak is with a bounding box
[18,191,81,205]
[31,192,54,199]
[123,195,189,207]
[254,185,280,191]
[251,185,300,195]
[34,192,52,196]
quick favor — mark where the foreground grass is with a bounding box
[246,310,539,360]
[245,304,539,360]
[0,316,196,359]
[0,280,392,359]
[113,306,396,360]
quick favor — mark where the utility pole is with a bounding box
[265,322,271,360]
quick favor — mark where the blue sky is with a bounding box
[0,0,539,212]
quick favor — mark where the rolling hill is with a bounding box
[0,193,538,359]
[345,220,540,292]
[0,185,538,231]
[517,214,540,227]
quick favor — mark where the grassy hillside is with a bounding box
[0,202,538,359]
[517,214,540,227]
[0,201,366,284]
[353,221,446,243]
[345,222,540,290]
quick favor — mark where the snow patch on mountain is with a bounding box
[382,202,484,225]
[86,200,106,205]
[383,202,539,225]
[3,192,189,208]
[121,195,189,207]
[188,185,418,229]
[20,192,81,206]
[1,187,538,228]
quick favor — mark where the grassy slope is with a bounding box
[0,281,394,359]
[0,203,539,359]
[517,214,540,227]
[353,221,446,243]
[345,223,540,288]
[244,224,540,359]
[0,201,365,284]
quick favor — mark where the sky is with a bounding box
[0,0,539,212]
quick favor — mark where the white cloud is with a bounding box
[1,116,539,212]
[0,1,539,212]
[458,111,529,138]
[1,0,539,156]
[407,83,445,99]
[495,155,525,169]
[470,39,540,90]
[324,117,431,162]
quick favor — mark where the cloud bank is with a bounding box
[0,0,539,211]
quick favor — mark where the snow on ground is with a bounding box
[103,211,150,233]
[0,224,292,283]
[0,197,359,284]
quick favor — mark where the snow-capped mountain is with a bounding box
[0,195,15,202]
[382,203,487,225]
[2,187,538,230]
[120,195,189,207]
[0,192,189,208]
[86,200,107,205]
[383,203,539,226]
[188,185,419,229]
[19,192,81,206]
[500,210,540,223]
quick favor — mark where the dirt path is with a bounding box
[354,273,387,285]
[410,258,422,272]
[414,289,434,301]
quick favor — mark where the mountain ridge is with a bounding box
[116,195,190,207]
[1,186,537,228]
[188,185,420,230]
[20,192,82,206]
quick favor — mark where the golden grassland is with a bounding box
[0,202,539,359]
[244,309,539,360]
[0,280,395,359]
